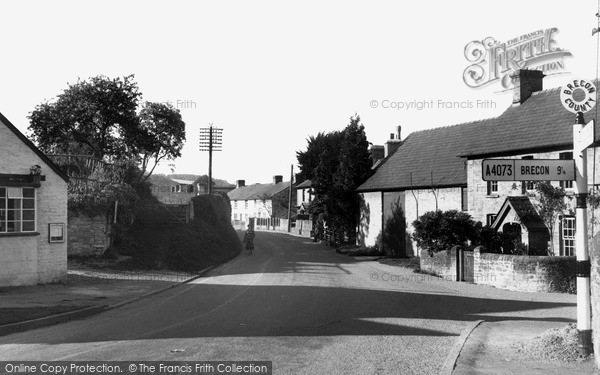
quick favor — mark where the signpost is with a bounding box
[482,159,575,181]
[561,78,595,356]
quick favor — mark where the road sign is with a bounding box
[575,119,595,155]
[560,79,597,114]
[482,159,575,181]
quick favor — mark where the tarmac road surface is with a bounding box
[0,232,577,374]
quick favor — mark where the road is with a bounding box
[0,232,577,374]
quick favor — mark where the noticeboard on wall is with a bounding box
[48,223,65,243]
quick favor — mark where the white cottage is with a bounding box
[0,112,69,286]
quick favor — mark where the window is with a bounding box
[487,181,498,195]
[486,214,497,226]
[559,152,574,189]
[0,187,36,233]
[461,187,468,211]
[560,216,575,256]
[234,201,238,209]
[244,200,248,209]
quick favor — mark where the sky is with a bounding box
[1,1,599,185]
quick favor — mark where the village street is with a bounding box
[0,232,577,374]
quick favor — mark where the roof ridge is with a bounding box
[408,117,497,135]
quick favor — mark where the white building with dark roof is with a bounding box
[228,175,294,229]
[0,112,69,286]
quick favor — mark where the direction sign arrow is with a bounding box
[575,119,595,155]
[482,159,575,181]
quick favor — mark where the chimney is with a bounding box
[369,145,385,163]
[511,69,545,105]
[384,126,403,157]
[236,179,245,188]
[273,175,283,184]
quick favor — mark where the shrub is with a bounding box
[412,210,479,255]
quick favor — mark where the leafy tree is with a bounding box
[137,102,186,182]
[28,75,142,160]
[528,181,570,255]
[297,114,372,240]
[412,210,479,255]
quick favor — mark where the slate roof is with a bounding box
[0,111,69,182]
[357,120,490,192]
[295,179,312,189]
[358,83,600,192]
[460,86,600,157]
[492,196,547,231]
[228,181,290,201]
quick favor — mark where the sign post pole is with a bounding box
[560,78,596,356]
[573,112,592,356]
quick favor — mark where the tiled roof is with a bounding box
[295,179,312,189]
[358,83,600,192]
[228,181,290,201]
[460,86,600,157]
[357,120,490,191]
[492,196,547,231]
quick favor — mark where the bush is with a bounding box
[412,210,479,255]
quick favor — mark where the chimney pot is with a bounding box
[511,69,545,105]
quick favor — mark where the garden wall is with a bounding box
[420,250,457,280]
[67,211,110,256]
[420,246,576,293]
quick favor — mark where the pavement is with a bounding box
[450,319,598,374]
[0,264,211,336]
[0,251,598,374]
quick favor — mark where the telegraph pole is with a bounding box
[199,125,222,195]
[287,165,293,232]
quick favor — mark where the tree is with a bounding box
[297,114,372,240]
[529,181,570,255]
[137,102,186,182]
[28,75,143,160]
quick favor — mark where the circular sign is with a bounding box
[560,79,597,113]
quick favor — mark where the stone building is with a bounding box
[357,70,600,257]
[0,112,69,286]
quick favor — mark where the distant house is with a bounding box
[228,175,295,229]
[0,112,69,286]
[295,179,313,215]
[148,174,196,205]
[193,175,236,196]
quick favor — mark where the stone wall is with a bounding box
[473,247,576,293]
[420,250,457,280]
[420,246,576,293]
[67,212,110,257]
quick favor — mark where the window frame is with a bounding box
[0,186,37,234]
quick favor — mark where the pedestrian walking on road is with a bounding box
[244,224,255,254]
